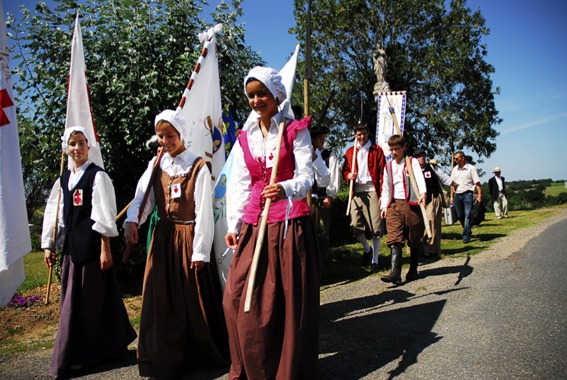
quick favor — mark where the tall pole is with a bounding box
[304,0,312,115]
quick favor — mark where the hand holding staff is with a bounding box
[45,150,67,304]
[243,118,286,313]
[346,138,357,216]
[122,147,164,264]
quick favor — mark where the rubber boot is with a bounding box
[406,247,420,282]
[381,245,402,284]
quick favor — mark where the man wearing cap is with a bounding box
[311,125,340,261]
[488,167,508,219]
[413,149,454,257]
[450,151,482,243]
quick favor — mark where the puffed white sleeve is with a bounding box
[380,166,391,210]
[326,153,341,199]
[313,148,330,188]
[41,179,64,250]
[279,128,314,199]
[124,157,157,226]
[91,171,119,237]
[192,163,214,262]
[226,140,251,235]
[412,158,427,195]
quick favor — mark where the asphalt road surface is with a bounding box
[1,210,566,379]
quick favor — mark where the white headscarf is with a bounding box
[154,109,187,143]
[243,66,287,105]
[61,126,88,155]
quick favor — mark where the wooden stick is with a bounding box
[122,147,164,264]
[345,138,357,216]
[116,199,133,221]
[244,119,286,313]
[405,156,432,239]
[45,150,66,305]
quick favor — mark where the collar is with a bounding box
[72,160,92,173]
[357,140,371,150]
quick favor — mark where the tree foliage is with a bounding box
[8,0,263,217]
[292,0,501,165]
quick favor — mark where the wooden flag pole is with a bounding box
[345,138,357,216]
[243,118,286,313]
[45,150,66,305]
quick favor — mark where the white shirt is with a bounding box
[41,160,118,249]
[355,140,373,184]
[380,157,427,210]
[226,114,314,234]
[495,176,504,191]
[125,149,213,262]
[313,148,330,188]
[450,163,480,194]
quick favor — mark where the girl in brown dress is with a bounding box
[124,110,228,379]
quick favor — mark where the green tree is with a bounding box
[8,0,261,217]
[292,0,501,166]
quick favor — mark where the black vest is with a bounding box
[422,163,440,204]
[61,163,104,264]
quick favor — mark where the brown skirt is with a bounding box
[137,220,229,380]
[49,254,136,378]
[223,215,320,380]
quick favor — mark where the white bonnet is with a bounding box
[154,109,187,143]
[61,126,88,154]
[244,66,287,105]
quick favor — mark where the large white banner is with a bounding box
[176,24,224,183]
[0,0,32,307]
[375,91,406,160]
[66,13,104,169]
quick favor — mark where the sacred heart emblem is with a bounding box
[73,189,83,206]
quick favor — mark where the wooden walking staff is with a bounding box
[45,150,67,304]
[345,138,357,216]
[243,118,287,313]
[122,147,164,263]
[383,93,432,239]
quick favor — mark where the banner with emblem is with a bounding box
[375,91,406,160]
[176,24,224,183]
[0,0,32,307]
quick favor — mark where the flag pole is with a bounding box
[304,0,313,209]
[244,117,286,313]
[45,150,66,304]
[345,138,357,216]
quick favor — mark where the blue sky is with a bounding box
[5,0,567,181]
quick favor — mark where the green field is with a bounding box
[545,182,567,196]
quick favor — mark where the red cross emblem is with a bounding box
[0,89,14,127]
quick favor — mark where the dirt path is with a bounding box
[2,209,566,379]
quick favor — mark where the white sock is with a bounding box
[357,234,370,252]
[372,238,380,264]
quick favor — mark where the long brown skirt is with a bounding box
[137,220,229,380]
[49,254,136,378]
[223,215,320,380]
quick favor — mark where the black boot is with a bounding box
[381,245,402,284]
[360,247,373,266]
[406,247,420,282]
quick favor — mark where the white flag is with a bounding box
[177,24,224,182]
[375,91,407,160]
[0,0,32,307]
[65,13,104,168]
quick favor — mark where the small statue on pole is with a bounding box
[373,43,390,100]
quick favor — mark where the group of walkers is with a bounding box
[40,64,496,379]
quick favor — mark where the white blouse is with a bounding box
[124,149,213,262]
[226,113,314,234]
[41,160,118,250]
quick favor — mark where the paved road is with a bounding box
[2,211,567,379]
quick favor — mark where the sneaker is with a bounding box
[361,248,372,266]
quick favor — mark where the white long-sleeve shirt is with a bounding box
[41,160,118,250]
[380,157,427,210]
[226,114,314,234]
[124,149,213,262]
